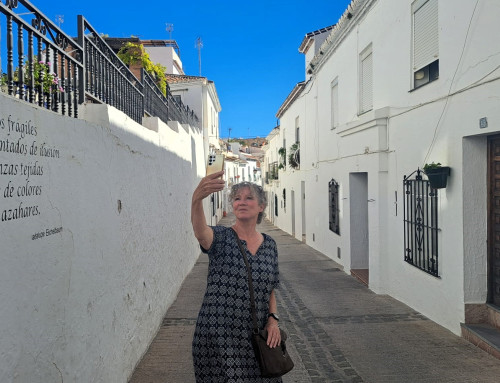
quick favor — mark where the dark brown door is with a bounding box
[488,135,500,306]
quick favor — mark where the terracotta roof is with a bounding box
[165,74,206,84]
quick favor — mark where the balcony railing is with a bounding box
[0,0,199,127]
[78,16,144,123]
[143,69,168,123]
[0,0,83,117]
[268,162,279,181]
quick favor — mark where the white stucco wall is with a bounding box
[170,80,221,152]
[145,46,183,75]
[0,95,206,382]
[265,0,500,334]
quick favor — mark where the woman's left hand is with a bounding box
[265,319,281,348]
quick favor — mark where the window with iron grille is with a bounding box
[412,0,439,89]
[283,188,286,213]
[403,169,439,277]
[268,162,279,180]
[329,179,340,235]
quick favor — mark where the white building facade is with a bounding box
[166,75,222,156]
[148,45,223,225]
[221,143,263,216]
[143,40,185,75]
[264,0,500,340]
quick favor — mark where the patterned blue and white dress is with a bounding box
[192,225,282,383]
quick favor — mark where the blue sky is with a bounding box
[34,0,352,139]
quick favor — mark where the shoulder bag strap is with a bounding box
[231,228,259,333]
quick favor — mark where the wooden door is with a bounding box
[488,135,500,306]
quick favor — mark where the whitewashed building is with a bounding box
[142,40,185,75]
[127,39,222,155]
[0,11,223,380]
[264,0,500,353]
[166,75,222,155]
[141,42,223,223]
[221,142,263,216]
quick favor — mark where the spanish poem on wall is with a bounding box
[1,113,62,238]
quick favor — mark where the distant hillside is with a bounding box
[225,137,267,147]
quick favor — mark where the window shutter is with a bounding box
[360,51,373,113]
[331,80,338,129]
[413,0,438,70]
[295,116,300,143]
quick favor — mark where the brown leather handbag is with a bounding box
[233,229,294,378]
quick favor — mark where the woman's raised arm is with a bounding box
[191,170,225,250]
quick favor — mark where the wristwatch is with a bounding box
[268,313,279,321]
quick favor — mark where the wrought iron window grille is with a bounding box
[282,188,286,213]
[268,162,279,181]
[329,179,340,235]
[403,169,440,277]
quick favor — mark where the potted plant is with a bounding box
[423,162,451,189]
[117,42,167,96]
[10,59,64,100]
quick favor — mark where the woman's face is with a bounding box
[232,187,264,223]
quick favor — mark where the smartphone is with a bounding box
[206,154,224,176]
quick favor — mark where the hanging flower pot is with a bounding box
[423,162,451,189]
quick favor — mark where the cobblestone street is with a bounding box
[130,215,500,382]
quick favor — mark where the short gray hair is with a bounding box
[228,182,267,224]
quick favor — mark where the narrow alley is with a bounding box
[129,215,500,383]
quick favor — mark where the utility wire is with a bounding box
[422,0,480,165]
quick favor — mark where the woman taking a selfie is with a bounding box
[191,171,282,382]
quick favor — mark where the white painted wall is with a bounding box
[145,46,183,75]
[264,0,500,334]
[0,95,206,382]
[169,80,221,152]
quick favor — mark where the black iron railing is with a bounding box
[268,162,279,181]
[0,0,199,127]
[77,16,144,124]
[329,178,340,235]
[143,69,169,123]
[162,90,198,126]
[167,90,184,125]
[403,169,440,277]
[0,0,83,117]
[186,106,199,127]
